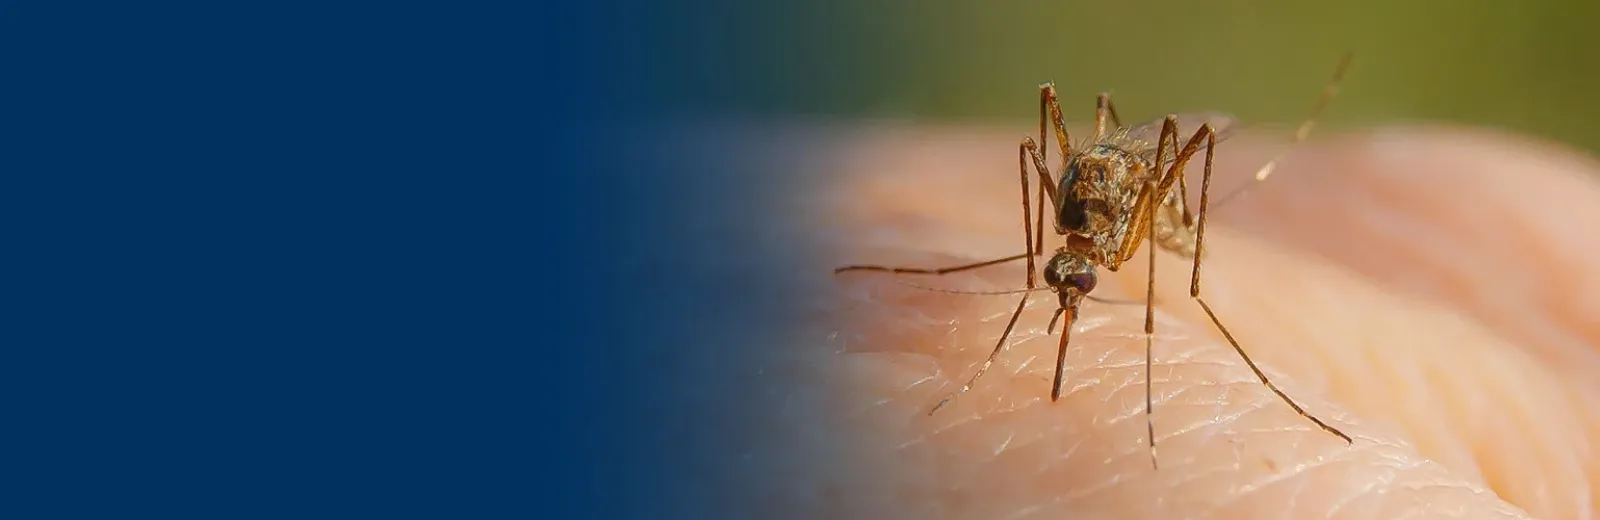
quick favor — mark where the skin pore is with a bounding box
[806,124,1600,519]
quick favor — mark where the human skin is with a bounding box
[806,124,1600,519]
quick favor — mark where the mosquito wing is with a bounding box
[1119,111,1240,156]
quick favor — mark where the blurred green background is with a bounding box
[671,0,1600,153]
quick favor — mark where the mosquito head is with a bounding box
[1042,250,1097,308]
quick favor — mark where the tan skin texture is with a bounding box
[809,124,1600,519]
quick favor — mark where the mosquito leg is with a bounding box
[1167,117,1194,227]
[1254,52,1352,183]
[1140,179,1160,470]
[1147,115,1202,259]
[840,84,1072,280]
[1096,92,1124,137]
[1114,117,1182,265]
[1014,133,1071,287]
[1034,84,1069,256]
[930,293,1031,415]
[1156,122,1213,198]
[922,134,1063,413]
[1211,52,1353,209]
[1024,138,1060,217]
[837,136,1051,282]
[1151,115,1192,226]
[1035,179,1047,256]
[1142,121,1225,260]
[1189,125,1354,445]
[1040,83,1071,166]
[1091,93,1108,140]
[1018,138,1038,287]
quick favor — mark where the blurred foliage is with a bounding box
[670,0,1600,153]
[857,1,1600,152]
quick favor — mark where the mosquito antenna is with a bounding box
[891,278,1052,296]
[1086,295,1145,306]
[893,277,1147,304]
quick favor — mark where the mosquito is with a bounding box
[834,53,1354,468]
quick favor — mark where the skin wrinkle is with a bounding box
[1134,228,1588,518]
[1322,456,1408,520]
[1225,129,1600,378]
[833,251,1523,518]
[1248,130,1600,518]
[1372,178,1532,342]
[1211,452,1332,514]
[1418,361,1489,486]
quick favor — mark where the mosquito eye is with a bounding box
[1068,271,1097,293]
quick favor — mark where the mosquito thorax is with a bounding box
[1056,146,1146,236]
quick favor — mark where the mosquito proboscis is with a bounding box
[833,53,1355,469]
